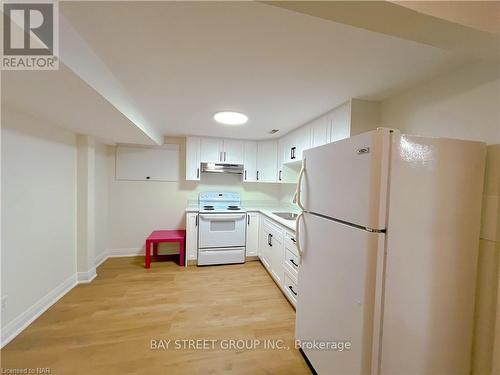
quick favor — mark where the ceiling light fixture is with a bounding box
[213,111,248,125]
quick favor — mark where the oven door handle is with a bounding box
[199,214,246,221]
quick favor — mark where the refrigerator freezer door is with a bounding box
[301,128,391,230]
[295,212,385,375]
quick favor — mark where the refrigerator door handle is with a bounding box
[293,159,306,210]
[295,211,304,260]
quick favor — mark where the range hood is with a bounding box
[201,162,243,175]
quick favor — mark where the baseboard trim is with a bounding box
[0,273,78,349]
[77,268,97,284]
[94,251,108,268]
[107,248,143,257]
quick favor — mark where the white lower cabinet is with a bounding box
[258,215,300,307]
[246,212,259,256]
[268,222,284,285]
[283,230,300,307]
[283,272,298,307]
[185,212,198,264]
[259,220,273,270]
[284,232,300,279]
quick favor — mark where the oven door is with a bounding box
[198,213,247,248]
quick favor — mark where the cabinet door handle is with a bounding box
[279,170,282,181]
[291,147,296,160]
[224,151,226,161]
[248,215,250,225]
[196,168,200,179]
[195,215,198,227]
[219,152,222,162]
[290,238,296,243]
[290,147,293,160]
[288,285,297,296]
[290,259,299,268]
[256,171,259,181]
[244,170,247,180]
[268,233,273,247]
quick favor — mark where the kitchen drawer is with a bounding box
[263,218,284,240]
[262,223,283,248]
[283,272,298,307]
[284,248,300,281]
[284,231,298,256]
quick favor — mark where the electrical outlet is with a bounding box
[1,295,8,310]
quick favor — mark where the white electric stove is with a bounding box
[197,192,247,265]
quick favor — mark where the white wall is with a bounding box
[381,61,500,144]
[94,141,109,264]
[107,138,282,253]
[279,184,297,207]
[1,109,77,330]
[381,61,500,375]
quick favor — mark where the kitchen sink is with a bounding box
[272,212,299,220]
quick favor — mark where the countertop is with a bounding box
[185,202,298,231]
[247,208,297,231]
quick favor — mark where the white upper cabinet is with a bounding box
[280,133,293,164]
[282,125,311,163]
[116,145,180,181]
[200,138,223,163]
[199,137,244,164]
[186,137,201,181]
[310,115,330,148]
[243,141,257,182]
[295,124,312,158]
[330,99,381,143]
[329,101,352,143]
[256,140,278,182]
[223,139,244,164]
[277,137,286,182]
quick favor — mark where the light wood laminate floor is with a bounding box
[1,257,310,374]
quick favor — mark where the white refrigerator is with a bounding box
[295,128,486,375]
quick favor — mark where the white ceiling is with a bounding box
[1,64,153,144]
[393,1,500,35]
[3,1,477,143]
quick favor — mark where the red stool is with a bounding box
[145,230,186,269]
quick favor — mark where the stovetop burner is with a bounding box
[198,192,245,213]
